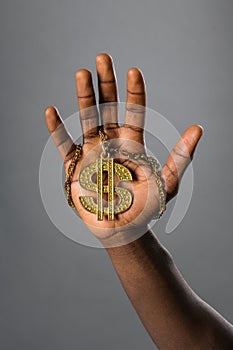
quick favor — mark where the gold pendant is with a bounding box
[79,154,133,220]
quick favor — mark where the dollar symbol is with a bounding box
[79,156,133,220]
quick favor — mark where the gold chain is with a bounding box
[99,127,106,142]
[64,144,82,208]
[64,129,166,219]
[147,156,166,219]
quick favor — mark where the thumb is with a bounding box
[162,124,203,202]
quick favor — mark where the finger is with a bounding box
[162,125,203,201]
[75,69,99,142]
[96,53,118,128]
[45,106,76,162]
[125,68,146,132]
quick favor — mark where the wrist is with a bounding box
[105,228,172,265]
[97,224,150,249]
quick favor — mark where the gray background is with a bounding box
[1,0,233,349]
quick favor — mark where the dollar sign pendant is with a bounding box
[79,154,133,220]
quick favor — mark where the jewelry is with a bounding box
[79,139,133,221]
[147,156,166,219]
[64,144,82,208]
[64,128,166,220]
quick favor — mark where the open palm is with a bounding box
[45,54,202,245]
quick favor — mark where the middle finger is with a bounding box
[96,53,119,130]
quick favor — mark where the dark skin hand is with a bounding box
[45,53,233,349]
[45,54,201,241]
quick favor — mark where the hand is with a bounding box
[45,53,203,244]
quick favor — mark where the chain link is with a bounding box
[147,156,166,219]
[99,127,107,142]
[64,144,82,208]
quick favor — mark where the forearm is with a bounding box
[45,52,232,348]
[106,229,233,349]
